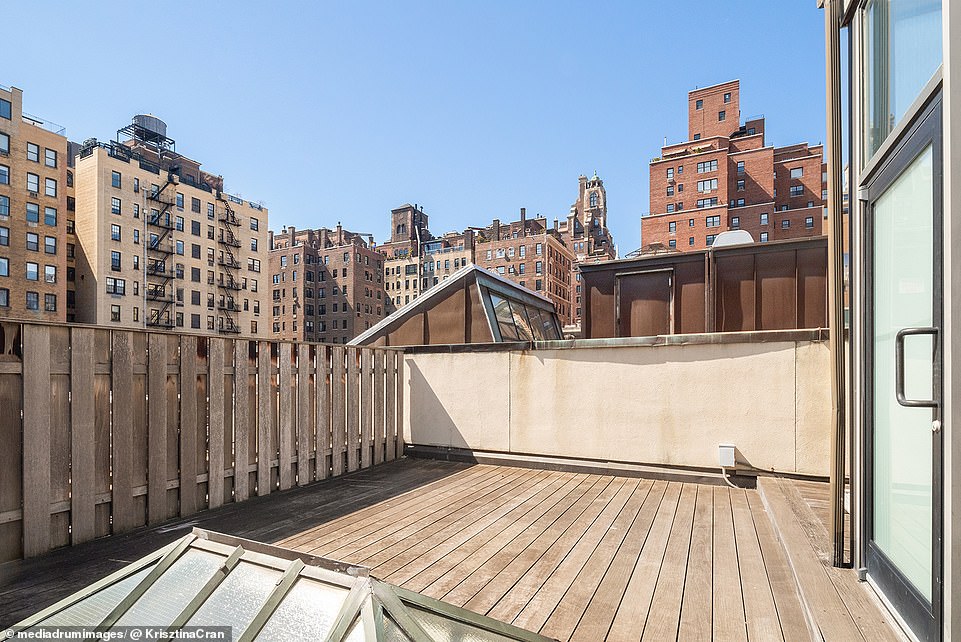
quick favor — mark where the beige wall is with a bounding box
[404,337,832,476]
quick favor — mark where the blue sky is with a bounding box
[6,1,825,252]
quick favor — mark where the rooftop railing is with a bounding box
[22,112,66,136]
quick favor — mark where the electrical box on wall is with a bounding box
[719,443,736,468]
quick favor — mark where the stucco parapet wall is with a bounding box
[401,328,828,354]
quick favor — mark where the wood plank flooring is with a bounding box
[1,459,906,642]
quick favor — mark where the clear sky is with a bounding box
[5,1,826,253]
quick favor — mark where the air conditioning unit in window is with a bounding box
[29,191,38,198]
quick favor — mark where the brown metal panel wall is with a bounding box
[714,254,757,332]
[423,285,469,345]
[797,246,829,328]
[756,251,799,330]
[617,272,672,337]
[468,282,494,343]
[584,270,617,338]
[674,261,708,333]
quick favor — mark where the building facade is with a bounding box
[474,209,574,325]
[269,225,386,344]
[557,172,616,324]
[0,85,69,322]
[73,116,269,336]
[642,80,827,252]
[383,229,475,313]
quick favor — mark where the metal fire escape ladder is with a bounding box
[216,196,242,334]
[145,176,177,328]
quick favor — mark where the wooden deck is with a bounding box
[0,459,904,641]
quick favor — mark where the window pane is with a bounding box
[862,0,942,161]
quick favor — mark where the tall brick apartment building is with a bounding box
[474,209,574,325]
[269,225,387,343]
[74,115,270,336]
[0,85,69,322]
[642,80,827,252]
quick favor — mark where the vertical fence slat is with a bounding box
[234,340,250,502]
[130,332,148,528]
[94,330,112,536]
[395,351,405,459]
[180,335,199,516]
[112,331,137,532]
[49,327,71,549]
[147,333,168,524]
[164,336,180,520]
[0,323,23,562]
[360,348,372,470]
[22,325,51,557]
[208,338,225,509]
[70,327,96,545]
[316,345,331,480]
[331,346,346,477]
[195,338,209,511]
[385,351,396,462]
[346,347,360,473]
[279,343,294,490]
[297,344,312,486]
[257,341,272,496]
[373,350,385,465]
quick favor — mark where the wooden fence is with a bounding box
[0,322,404,562]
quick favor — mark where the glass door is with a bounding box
[864,100,942,641]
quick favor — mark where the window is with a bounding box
[27,173,39,193]
[718,110,726,121]
[0,288,7,307]
[250,217,259,231]
[0,132,8,154]
[44,178,56,197]
[111,171,122,188]
[0,227,6,246]
[191,197,201,213]
[689,237,695,246]
[666,168,674,179]
[26,292,39,311]
[695,99,703,110]
[737,179,745,191]
[666,185,674,196]
[26,202,39,222]
[760,213,769,225]
[535,261,543,275]
[760,232,769,242]
[781,219,791,229]
[26,232,39,251]
[689,219,695,227]
[111,197,121,215]
[731,216,740,229]
[666,204,675,213]
[111,251,121,270]
[175,216,184,232]
[191,267,201,282]
[251,238,258,251]
[723,92,731,103]
[0,195,7,215]
[133,229,139,244]
[733,198,745,207]
[191,314,200,329]
[696,160,718,173]
[0,99,9,119]
[111,305,121,322]
[44,236,56,254]
[27,143,40,163]
[44,207,56,226]
[111,224,121,241]
[696,178,718,193]
[736,161,745,175]
[696,197,719,208]
[669,221,676,233]
[176,193,184,210]
[536,243,543,255]
[44,265,56,283]
[790,185,804,197]
[0,257,6,276]
[668,239,676,248]
[26,262,39,281]
[207,203,215,219]
[191,220,200,236]
[693,134,700,140]
[790,167,803,179]
[248,258,261,272]
[176,240,185,255]
[805,216,815,229]
[706,235,716,246]
[705,215,721,228]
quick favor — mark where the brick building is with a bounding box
[269,224,387,344]
[556,172,616,323]
[0,85,69,321]
[73,115,270,336]
[642,80,826,252]
[383,229,475,313]
[474,208,574,325]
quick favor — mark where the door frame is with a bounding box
[860,94,943,641]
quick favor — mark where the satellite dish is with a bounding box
[711,230,755,247]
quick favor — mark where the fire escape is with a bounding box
[216,196,242,334]
[145,176,177,328]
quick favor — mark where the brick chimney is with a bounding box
[493,219,500,241]
[520,207,526,234]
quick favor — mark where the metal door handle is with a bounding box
[895,326,939,408]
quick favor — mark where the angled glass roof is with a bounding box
[13,529,553,642]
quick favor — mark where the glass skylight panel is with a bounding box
[35,564,155,627]
[186,561,282,640]
[383,616,414,642]
[115,549,225,627]
[408,605,518,642]
[254,578,350,641]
